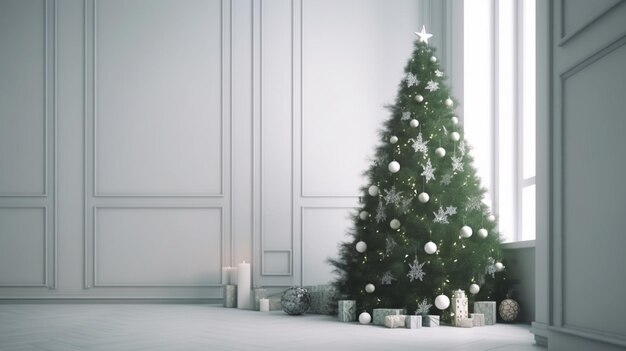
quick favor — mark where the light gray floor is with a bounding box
[0,304,543,351]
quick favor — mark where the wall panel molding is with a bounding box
[0,0,51,197]
[558,0,623,46]
[91,206,223,287]
[0,0,56,290]
[554,34,626,342]
[261,250,292,275]
[257,0,295,283]
[88,0,226,198]
[0,206,48,287]
[81,0,231,292]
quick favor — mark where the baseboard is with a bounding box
[0,297,223,304]
[548,325,626,349]
[531,321,549,347]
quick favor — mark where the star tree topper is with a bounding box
[415,25,433,44]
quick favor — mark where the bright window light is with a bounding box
[463,0,536,242]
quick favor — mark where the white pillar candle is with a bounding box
[222,267,231,285]
[223,285,237,308]
[229,267,238,285]
[236,261,251,309]
[259,298,269,312]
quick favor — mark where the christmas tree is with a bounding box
[329,26,506,322]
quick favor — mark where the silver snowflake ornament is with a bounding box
[381,271,396,285]
[445,206,457,216]
[411,132,429,154]
[451,156,464,172]
[375,201,387,223]
[425,80,439,92]
[458,140,467,156]
[384,186,404,207]
[433,207,449,224]
[406,73,420,87]
[385,237,397,255]
[402,111,412,121]
[415,298,432,315]
[399,197,413,214]
[435,69,444,77]
[421,159,436,183]
[466,196,482,211]
[407,256,426,282]
[440,173,453,185]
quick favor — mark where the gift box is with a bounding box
[223,285,237,308]
[373,308,406,326]
[304,285,337,315]
[473,301,496,325]
[269,297,282,311]
[405,315,422,329]
[451,290,469,327]
[470,313,485,327]
[457,318,473,328]
[384,315,406,328]
[338,300,356,322]
[422,315,440,327]
[251,288,268,311]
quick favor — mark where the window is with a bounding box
[462,0,536,242]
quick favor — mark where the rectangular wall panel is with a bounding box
[94,0,223,196]
[0,0,46,195]
[260,0,293,255]
[262,250,291,275]
[0,208,46,285]
[301,207,351,286]
[561,0,620,39]
[231,0,254,269]
[94,207,222,286]
[561,43,626,337]
[301,0,420,197]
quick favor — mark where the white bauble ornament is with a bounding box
[389,219,401,230]
[451,116,459,125]
[365,283,375,293]
[460,225,473,238]
[388,161,401,173]
[409,119,420,128]
[368,185,379,196]
[359,211,369,220]
[355,241,367,253]
[430,56,437,63]
[469,283,480,295]
[424,241,437,254]
[445,98,454,107]
[417,192,430,203]
[435,294,450,310]
[415,94,424,102]
[487,214,496,222]
[477,228,488,238]
[359,312,372,324]
[390,136,398,144]
[435,147,446,158]
[495,262,505,272]
[451,132,461,142]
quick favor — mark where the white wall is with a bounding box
[0,0,421,299]
[534,0,626,349]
